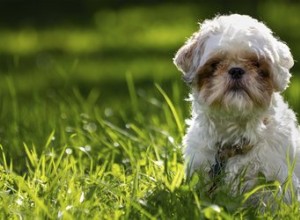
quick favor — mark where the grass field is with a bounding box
[1,3,300,219]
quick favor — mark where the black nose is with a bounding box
[228,67,245,79]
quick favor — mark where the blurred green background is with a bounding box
[1,0,300,164]
[1,0,300,99]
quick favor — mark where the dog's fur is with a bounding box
[173,14,300,202]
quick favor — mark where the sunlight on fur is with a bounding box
[174,14,300,204]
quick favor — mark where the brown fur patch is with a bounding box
[196,53,274,109]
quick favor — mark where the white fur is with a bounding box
[174,14,293,91]
[174,14,300,202]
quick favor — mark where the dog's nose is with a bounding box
[228,67,245,79]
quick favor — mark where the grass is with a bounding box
[1,2,300,219]
[1,75,300,219]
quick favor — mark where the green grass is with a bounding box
[1,76,300,219]
[1,78,300,219]
[1,2,300,219]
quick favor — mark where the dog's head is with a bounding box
[174,14,293,112]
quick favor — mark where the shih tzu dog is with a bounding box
[173,14,300,202]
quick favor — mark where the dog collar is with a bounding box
[208,140,253,194]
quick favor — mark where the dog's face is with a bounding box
[195,50,273,111]
[174,14,294,112]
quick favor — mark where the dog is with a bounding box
[173,14,300,202]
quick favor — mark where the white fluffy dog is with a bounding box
[173,14,300,202]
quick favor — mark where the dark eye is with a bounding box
[252,60,260,68]
[259,70,269,78]
[210,60,220,70]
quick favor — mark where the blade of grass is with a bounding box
[155,83,184,136]
[126,72,142,122]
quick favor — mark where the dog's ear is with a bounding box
[173,33,206,84]
[272,41,294,92]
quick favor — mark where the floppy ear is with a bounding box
[173,35,197,72]
[173,33,205,84]
[272,41,294,92]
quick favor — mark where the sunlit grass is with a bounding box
[0,75,187,218]
[1,78,300,218]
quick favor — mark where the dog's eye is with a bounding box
[210,61,220,70]
[252,60,260,68]
[259,70,269,78]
